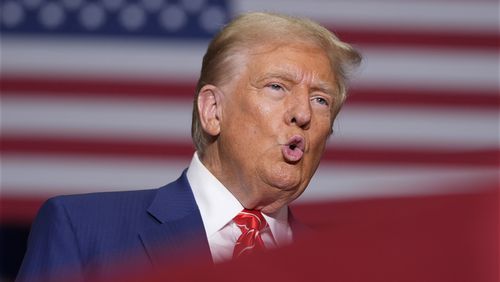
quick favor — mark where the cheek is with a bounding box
[245,97,282,131]
[310,120,332,152]
[224,96,277,146]
[256,98,276,114]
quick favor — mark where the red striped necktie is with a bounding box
[233,209,268,258]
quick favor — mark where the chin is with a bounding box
[264,162,305,187]
[268,176,302,192]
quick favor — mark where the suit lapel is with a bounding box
[138,171,212,267]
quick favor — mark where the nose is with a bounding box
[287,91,311,129]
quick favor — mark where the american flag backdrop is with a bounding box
[0,0,499,280]
[0,0,498,220]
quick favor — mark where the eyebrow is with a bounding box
[255,71,337,97]
[254,71,298,85]
[311,81,336,97]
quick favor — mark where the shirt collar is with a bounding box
[262,205,290,246]
[186,152,290,241]
[186,152,242,237]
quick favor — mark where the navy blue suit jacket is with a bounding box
[16,171,213,282]
[17,171,306,281]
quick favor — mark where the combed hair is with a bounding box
[191,12,362,156]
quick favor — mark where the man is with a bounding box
[16,12,361,281]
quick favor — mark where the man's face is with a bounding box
[211,43,338,213]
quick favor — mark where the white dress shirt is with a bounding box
[186,152,293,263]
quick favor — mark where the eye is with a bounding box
[312,96,329,106]
[267,83,284,91]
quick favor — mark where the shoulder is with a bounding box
[18,189,163,281]
[37,171,191,229]
[47,188,157,209]
[34,189,159,235]
[43,189,156,215]
[44,171,190,214]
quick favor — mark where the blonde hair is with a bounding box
[191,12,361,155]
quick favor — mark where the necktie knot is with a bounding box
[233,209,267,231]
[232,209,268,258]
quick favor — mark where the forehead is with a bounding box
[244,43,336,87]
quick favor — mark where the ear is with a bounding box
[197,84,223,137]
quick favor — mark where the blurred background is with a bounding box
[1,0,498,281]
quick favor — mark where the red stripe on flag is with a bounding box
[1,77,497,109]
[348,87,500,109]
[0,76,196,100]
[0,197,44,224]
[1,136,497,167]
[0,136,196,159]
[324,147,498,167]
[331,28,499,50]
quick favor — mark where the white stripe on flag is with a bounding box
[3,95,496,149]
[234,0,498,32]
